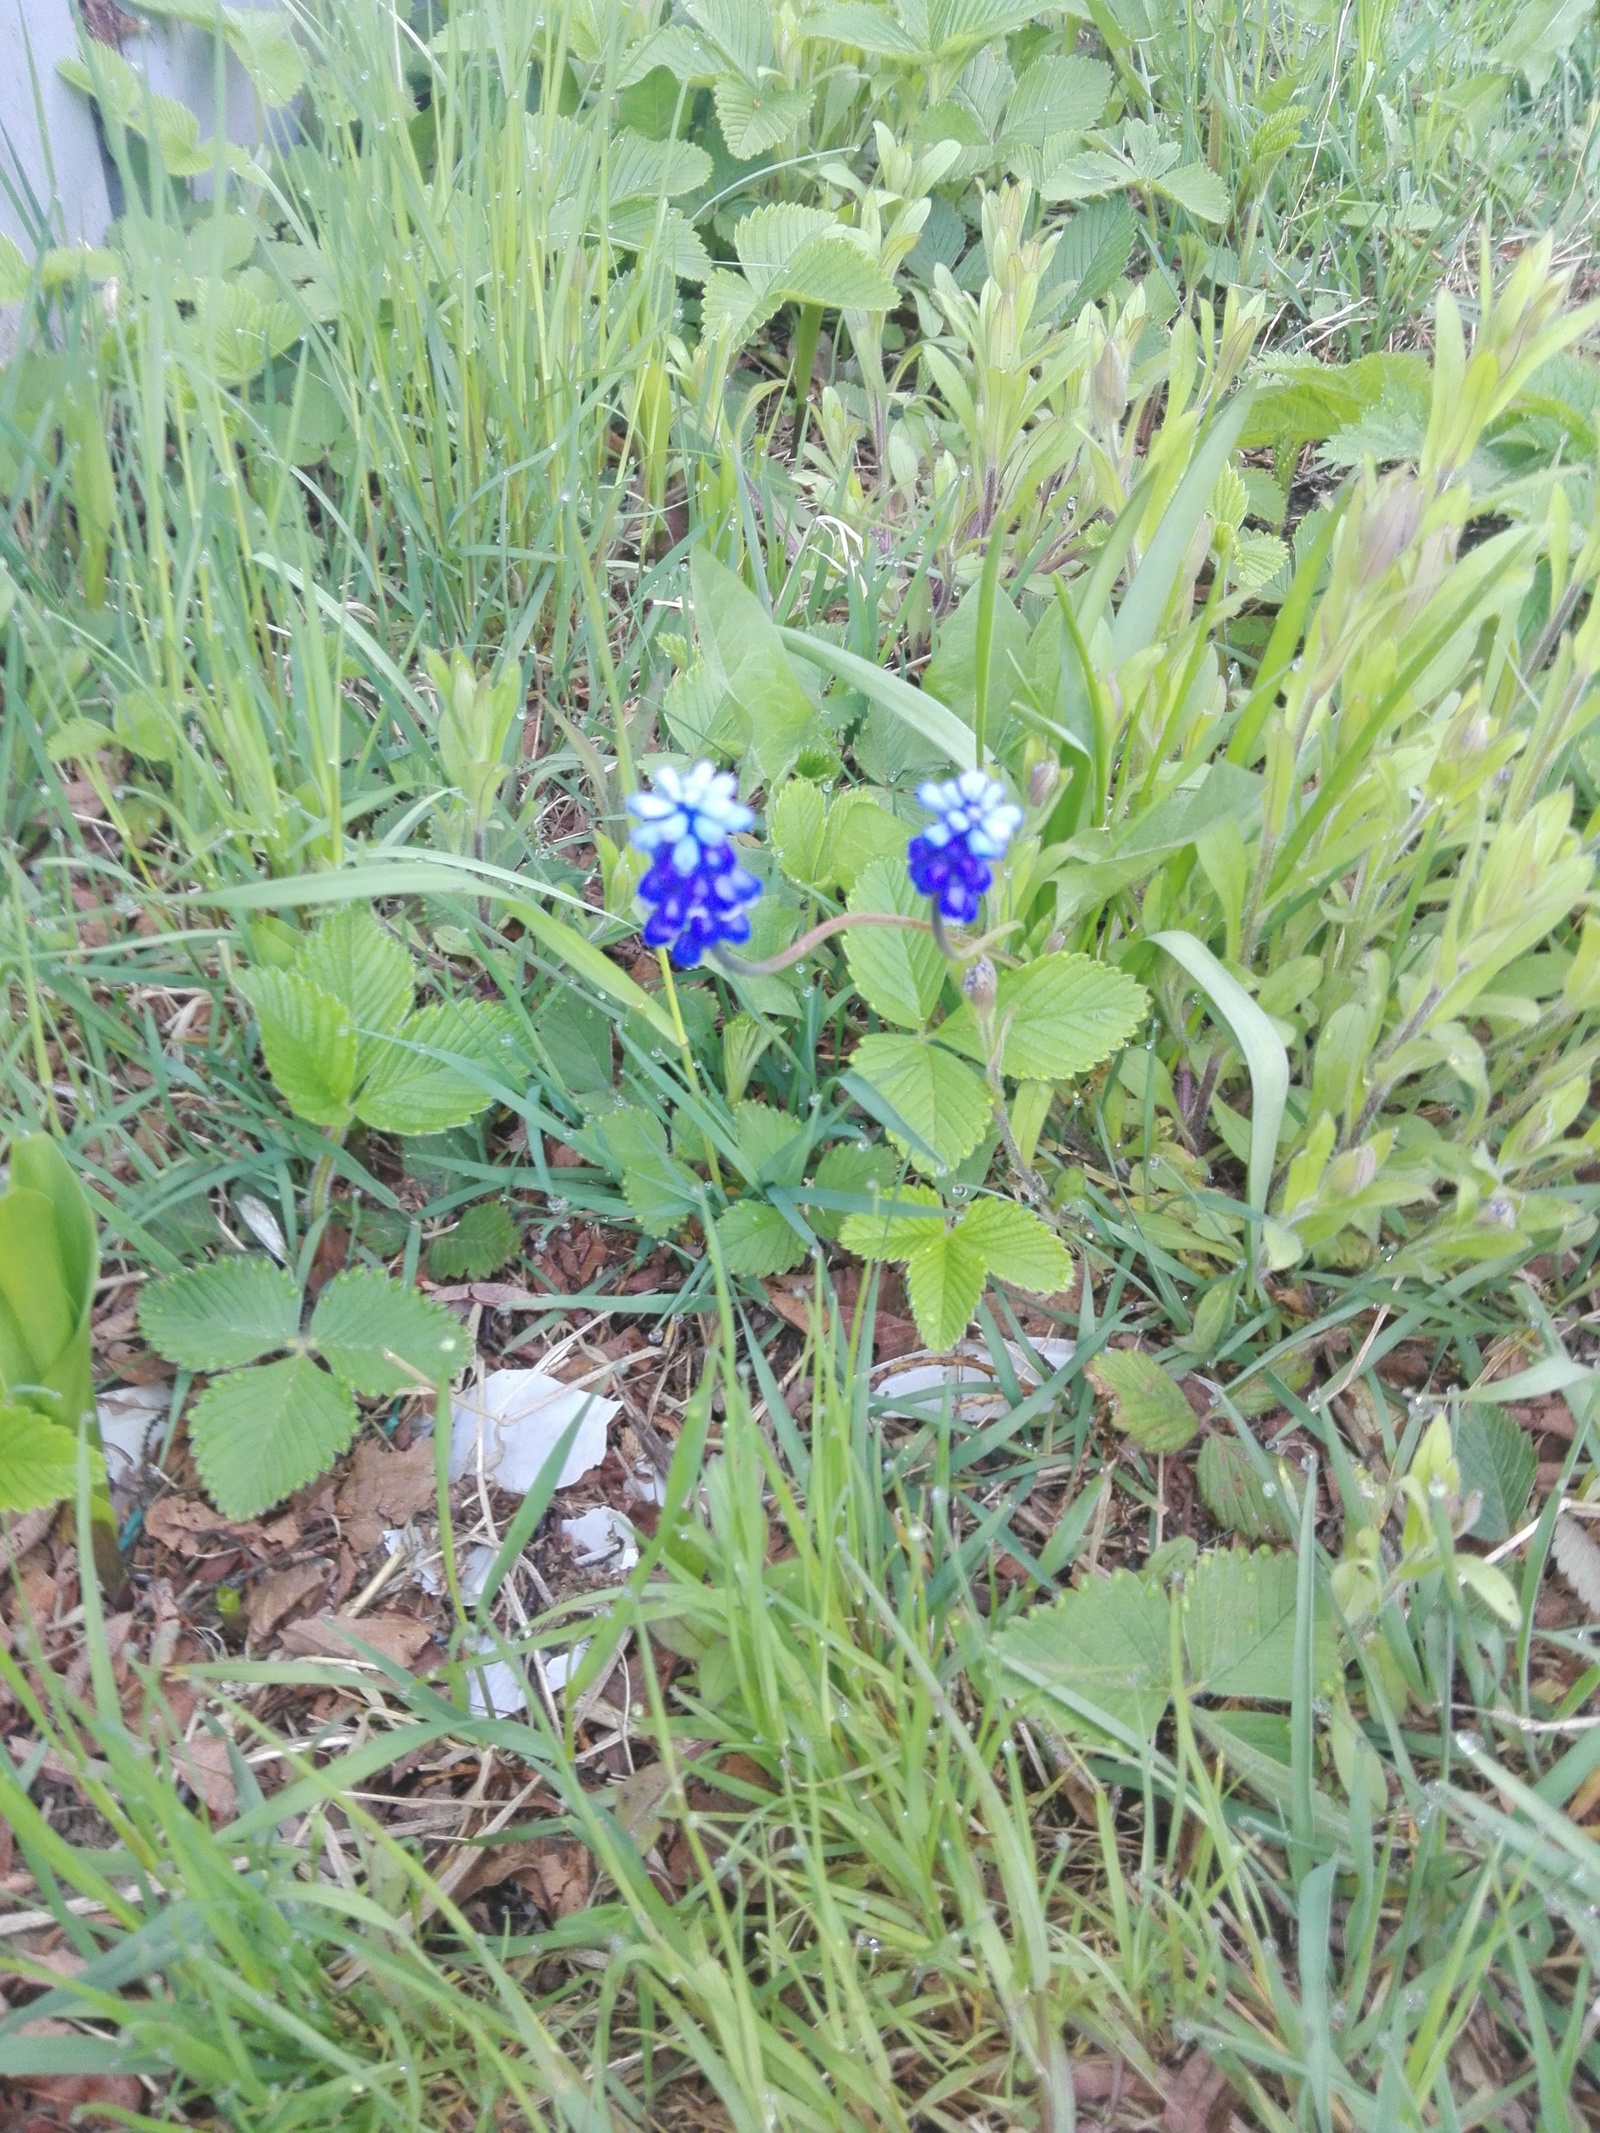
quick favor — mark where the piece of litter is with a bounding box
[450,1369,618,1494]
[560,1505,639,1573]
[96,1384,171,1489]
[627,1463,669,1507]
[873,1337,1075,1421]
[236,1194,288,1264]
[467,1651,527,1718]
[543,1638,590,1692]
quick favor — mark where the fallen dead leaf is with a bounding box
[336,1438,438,1554]
[452,1838,545,1903]
[173,1733,237,1820]
[609,1762,675,1852]
[246,1561,328,1643]
[520,1837,591,1917]
[145,1497,262,1554]
[280,1612,433,1667]
[1161,2048,1231,2133]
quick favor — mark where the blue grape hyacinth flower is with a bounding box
[627,761,762,968]
[906,769,1023,925]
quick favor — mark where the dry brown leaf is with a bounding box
[522,1838,591,1917]
[336,1438,437,1554]
[145,1496,261,1554]
[246,1561,328,1643]
[609,1762,675,1852]
[1161,2048,1231,2133]
[1552,1514,1600,1616]
[174,1733,237,1820]
[451,1838,545,1903]
[280,1611,433,1667]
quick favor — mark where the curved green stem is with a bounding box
[711,909,1016,979]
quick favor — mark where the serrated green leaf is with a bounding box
[943,954,1148,1081]
[807,1142,904,1242]
[845,859,944,1029]
[957,1198,1073,1294]
[356,1002,517,1135]
[1088,1347,1199,1453]
[1154,161,1230,224]
[0,1406,81,1513]
[849,1035,992,1177]
[995,1568,1172,1737]
[777,236,898,312]
[905,1225,988,1351]
[838,1179,944,1260]
[731,1102,807,1186]
[1004,55,1110,148]
[309,1269,467,1395]
[428,1202,521,1283]
[295,907,415,1079]
[715,1200,809,1278]
[817,790,908,891]
[770,779,828,888]
[1454,1403,1537,1543]
[691,550,815,780]
[596,1107,701,1236]
[713,75,811,157]
[236,968,358,1129]
[187,1357,357,1520]
[140,1259,302,1373]
[1195,1434,1278,1541]
[1184,1548,1331,1698]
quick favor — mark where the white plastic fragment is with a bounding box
[465,1634,592,1716]
[560,1505,639,1573]
[872,1337,1075,1421]
[96,1384,171,1489]
[449,1369,617,1494]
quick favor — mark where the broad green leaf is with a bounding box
[1087,1347,1199,1452]
[777,630,975,769]
[0,1192,72,1383]
[1154,161,1230,223]
[296,906,415,1077]
[1152,930,1288,1220]
[995,1568,1172,1737]
[731,1101,807,1186]
[958,1198,1073,1294]
[776,236,897,311]
[808,3,919,55]
[356,1002,518,1135]
[713,75,812,157]
[0,234,29,302]
[943,953,1148,1080]
[770,779,828,887]
[807,1141,905,1242]
[187,1357,357,1519]
[140,1258,302,1372]
[8,1137,96,1319]
[922,583,1030,733]
[1454,1403,1537,1543]
[222,5,305,105]
[1196,1434,1278,1541]
[715,1200,809,1279]
[849,1034,992,1176]
[1113,395,1251,664]
[905,1225,989,1351]
[845,859,944,1029]
[692,550,815,779]
[0,1406,81,1513]
[839,1179,945,1260]
[595,1108,701,1236]
[1004,54,1110,147]
[817,789,908,891]
[310,1269,468,1395]
[1185,1548,1332,1698]
[429,1202,521,1282]
[236,968,358,1129]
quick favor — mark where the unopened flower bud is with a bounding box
[1027,758,1059,810]
[1091,335,1128,426]
[1356,474,1422,586]
[962,957,998,1017]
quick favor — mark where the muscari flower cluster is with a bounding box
[906,770,1023,924]
[627,761,762,968]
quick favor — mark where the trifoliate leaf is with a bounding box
[428,1202,521,1283]
[187,1357,357,1520]
[714,1200,809,1279]
[0,1406,81,1513]
[808,1141,905,1242]
[957,1199,1073,1295]
[848,1034,991,1176]
[356,1002,517,1135]
[140,1258,302,1373]
[237,968,358,1129]
[943,953,1149,1081]
[1087,1347,1199,1453]
[309,1269,468,1396]
[905,1224,988,1352]
[845,859,944,1030]
[1196,1434,1279,1541]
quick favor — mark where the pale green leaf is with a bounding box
[356,1002,518,1135]
[905,1225,989,1351]
[1088,1347,1199,1453]
[776,237,898,312]
[807,4,919,55]
[1185,1548,1332,1698]
[838,1179,944,1260]
[691,550,815,780]
[608,203,710,281]
[817,789,908,891]
[187,1357,357,1520]
[309,1269,468,1395]
[807,1141,905,1242]
[1003,55,1110,148]
[849,1034,992,1176]
[731,1102,807,1186]
[995,1569,1172,1738]
[713,75,812,158]
[1154,161,1231,224]
[1196,1434,1279,1541]
[595,1107,701,1236]
[0,234,29,303]
[770,779,828,888]
[295,906,415,1078]
[140,1258,302,1373]
[715,1200,809,1278]
[428,1203,521,1283]
[236,968,358,1129]
[845,859,944,1030]
[0,1406,80,1513]
[942,953,1149,1081]
[1454,1403,1536,1543]
[1152,930,1288,1220]
[957,1198,1073,1294]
